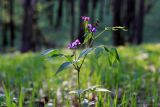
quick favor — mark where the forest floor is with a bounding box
[0,44,160,107]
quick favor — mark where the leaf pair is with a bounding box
[55,46,120,75]
[56,48,94,75]
[42,49,74,74]
[69,85,111,95]
[78,48,93,60]
[42,46,120,75]
[42,49,63,58]
[104,47,120,65]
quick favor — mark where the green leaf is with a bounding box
[108,56,112,66]
[42,49,62,58]
[94,46,104,58]
[51,54,64,58]
[105,26,127,31]
[109,54,115,65]
[104,47,120,65]
[64,55,73,62]
[69,90,84,95]
[0,94,5,103]
[95,88,111,92]
[110,48,120,62]
[56,62,72,74]
[84,85,101,92]
[78,48,93,60]
[106,48,120,65]
[83,85,111,93]
[83,33,92,44]
[114,49,120,61]
[104,46,110,52]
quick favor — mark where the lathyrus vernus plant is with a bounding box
[43,16,126,106]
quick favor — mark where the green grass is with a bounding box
[0,44,160,106]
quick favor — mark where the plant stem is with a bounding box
[93,29,106,40]
[77,69,80,90]
[76,51,87,106]
[77,68,81,106]
[79,55,87,69]
[89,33,94,47]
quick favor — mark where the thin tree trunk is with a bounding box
[112,0,125,46]
[32,0,46,51]
[21,0,34,52]
[69,0,75,41]
[131,0,144,44]
[105,0,111,15]
[31,0,38,51]
[124,0,135,29]
[2,23,8,50]
[99,0,104,21]
[46,0,54,26]
[66,0,71,23]
[91,0,98,23]
[55,0,63,29]
[9,0,15,47]
[2,0,9,51]
[123,0,136,43]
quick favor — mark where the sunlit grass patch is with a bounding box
[0,44,160,106]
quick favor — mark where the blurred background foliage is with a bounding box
[0,0,160,52]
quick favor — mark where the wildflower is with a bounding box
[91,27,97,32]
[81,16,90,21]
[87,24,92,29]
[87,24,97,32]
[68,39,81,49]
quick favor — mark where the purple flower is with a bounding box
[87,24,97,32]
[87,24,92,29]
[91,27,97,32]
[81,16,90,21]
[75,39,81,45]
[68,39,81,49]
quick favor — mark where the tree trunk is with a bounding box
[66,0,71,23]
[55,0,63,29]
[31,0,38,51]
[21,0,35,52]
[9,0,15,47]
[69,0,75,41]
[46,0,54,26]
[2,0,9,51]
[91,0,98,23]
[112,0,125,46]
[131,0,144,44]
[105,0,111,15]
[99,0,104,21]
[122,0,136,43]
[2,23,8,50]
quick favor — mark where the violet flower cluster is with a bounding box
[68,39,81,49]
[81,16,97,33]
[81,16,90,21]
[68,16,97,49]
[87,24,97,32]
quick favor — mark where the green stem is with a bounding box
[79,55,87,69]
[77,69,80,90]
[76,52,87,106]
[77,68,81,106]
[74,49,77,61]
[93,29,106,40]
[89,33,94,47]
